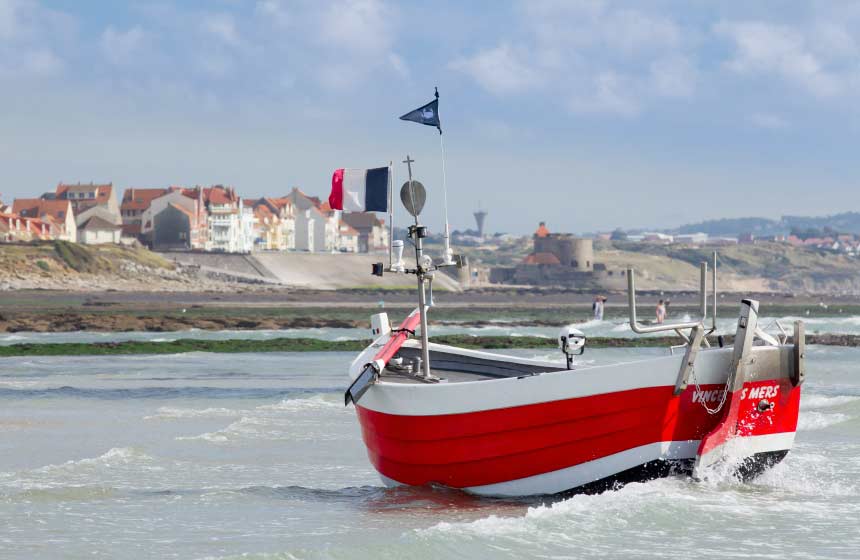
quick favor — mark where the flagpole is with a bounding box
[436,88,454,266]
[439,131,453,265]
[387,160,394,269]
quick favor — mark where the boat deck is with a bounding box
[380,345,568,384]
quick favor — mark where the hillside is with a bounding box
[0,241,226,291]
[604,241,860,294]
[675,211,860,236]
[453,238,860,294]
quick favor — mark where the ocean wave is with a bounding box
[144,406,242,420]
[801,394,859,410]
[257,394,342,412]
[26,447,160,478]
[797,411,850,431]
[0,386,340,400]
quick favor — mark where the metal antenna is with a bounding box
[402,155,432,379]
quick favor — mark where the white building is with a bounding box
[285,188,338,252]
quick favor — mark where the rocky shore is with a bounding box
[0,313,362,333]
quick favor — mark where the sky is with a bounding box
[1,0,859,235]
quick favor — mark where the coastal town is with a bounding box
[0,182,388,255]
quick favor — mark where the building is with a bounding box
[473,208,488,238]
[675,233,709,245]
[285,188,338,252]
[203,186,249,253]
[153,203,196,250]
[144,187,208,250]
[0,212,55,242]
[337,220,359,253]
[341,212,389,253]
[252,197,296,251]
[52,182,120,222]
[120,188,168,240]
[74,205,123,244]
[76,214,122,244]
[492,222,600,287]
[531,222,594,271]
[12,198,76,241]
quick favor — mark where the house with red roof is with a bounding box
[120,188,168,240]
[202,185,255,253]
[12,198,76,241]
[341,212,388,253]
[144,187,208,251]
[52,182,120,221]
[251,197,296,251]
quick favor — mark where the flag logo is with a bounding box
[400,98,441,132]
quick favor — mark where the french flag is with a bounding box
[329,167,390,212]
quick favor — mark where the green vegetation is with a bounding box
[53,240,103,273]
[35,260,50,272]
[0,333,852,358]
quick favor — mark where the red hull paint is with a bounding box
[356,379,801,489]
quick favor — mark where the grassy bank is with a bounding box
[0,333,852,357]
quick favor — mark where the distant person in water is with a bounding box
[592,295,606,321]
[656,300,667,324]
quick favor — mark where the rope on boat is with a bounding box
[691,366,730,415]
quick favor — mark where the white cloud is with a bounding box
[650,54,696,98]
[388,52,408,78]
[714,20,842,97]
[450,44,542,95]
[810,22,857,59]
[201,13,240,46]
[453,2,688,116]
[255,0,289,28]
[20,46,61,75]
[318,0,390,55]
[568,72,639,116]
[101,25,144,65]
[751,113,790,130]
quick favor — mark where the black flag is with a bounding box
[399,89,441,133]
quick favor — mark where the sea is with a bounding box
[0,331,858,558]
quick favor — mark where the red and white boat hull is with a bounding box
[352,343,801,497]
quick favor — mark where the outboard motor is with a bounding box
[558,326,586,369]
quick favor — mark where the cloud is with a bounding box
[751,113,790,130]
[714,20,842,97]
[452,3,690,115]
[255,0,289,28]
[650,54,696,98]
[388,52,408,78]
[201,12,240,46]
[318,0,391,55]
[101,25,144,65]
[450,44,541,95]
[0,0,71,77]
[568,71,639,116]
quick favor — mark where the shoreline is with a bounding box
[0,333,857,357]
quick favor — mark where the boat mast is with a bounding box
[403,155,432,379]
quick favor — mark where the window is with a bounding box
[58,211,64,218]
[88,192,95,199]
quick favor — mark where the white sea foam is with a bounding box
[144,406,241,420]
[257,394,341,412]
[800,394,859,410]
[29,447,157,476]
[797,411,850,431]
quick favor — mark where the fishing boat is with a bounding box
[343,160,806,498]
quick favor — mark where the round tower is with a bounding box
[571,238,594,272]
